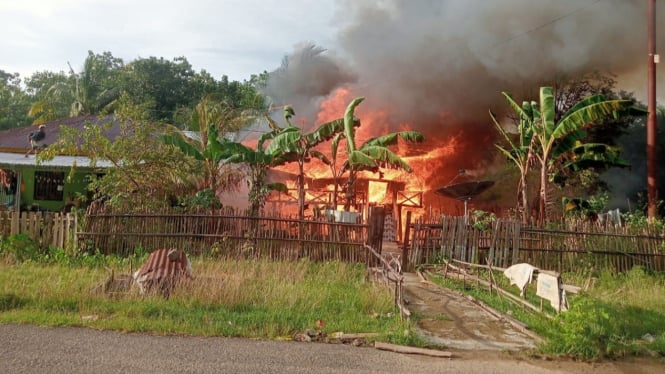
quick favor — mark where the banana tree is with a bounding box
[265,107,346,220]
[552,142,630,186]
[341,97,425,211]
[160,97,249,195]
[310,132,346,209]
[222,128,289,217]
[490,95,537,223]
[529,86,639,222]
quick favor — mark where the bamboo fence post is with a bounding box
[402,211,412,271]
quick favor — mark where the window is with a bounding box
[34,171,65,201]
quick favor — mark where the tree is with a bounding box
[38,95,197,210]
[221,128,289,217]
[0,70,32,129]
[120,56,197,121]
[68,51,123,116]
[490,96,536,223]
[28,51,123,121]
[25,70,71,124]
[160,95,255,197]
[514,87,640,222]
[265,106,346,220]
[340,97,425,211]
[553,72,643,195]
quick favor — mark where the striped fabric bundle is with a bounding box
[133,248,193,297]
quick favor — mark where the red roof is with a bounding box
[0,115,119,153]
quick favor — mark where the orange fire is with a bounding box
[272,87,463,212]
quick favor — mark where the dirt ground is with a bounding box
[401,271,665,373]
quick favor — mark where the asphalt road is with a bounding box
[1,324,640,374]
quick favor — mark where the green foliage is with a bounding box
[39,97,200,210]
[0,70,32,129]
[622,202,665,232]
[429,265,665,360]
[340,97,425,210]
[264,106,348,219]
[177,188,222,209]
[562,192,609,219]
[0,234,40,262]
[544,297,614,358]
[28,51,124,121]
[160,96,252,195]
[497,86,642,222]
[469,209,497,231]
[0,235,146,268]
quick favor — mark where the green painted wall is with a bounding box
[19,168,95,212]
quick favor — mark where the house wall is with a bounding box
[19,168,94,212]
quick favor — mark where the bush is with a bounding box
[0,234,40,262]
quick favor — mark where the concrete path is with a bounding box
[402,272,538,351]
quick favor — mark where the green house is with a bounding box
[0,116,115,212]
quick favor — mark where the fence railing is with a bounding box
[0,211,76,249]
[407,216,665,273]
[77,206,387,264]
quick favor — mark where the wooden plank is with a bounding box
[374,342,453,358]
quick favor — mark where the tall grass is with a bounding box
[0,255,412,343]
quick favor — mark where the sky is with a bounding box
[0,0,337,81]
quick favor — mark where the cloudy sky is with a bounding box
[0,0,337,81]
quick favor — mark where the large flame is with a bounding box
[273,87,463,210]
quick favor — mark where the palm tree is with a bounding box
[525,86,639,222]
[29,52,121,120]
[340,97,425,211]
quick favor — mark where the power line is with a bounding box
[489,0,604,50]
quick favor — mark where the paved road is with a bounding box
[1,324,645,374]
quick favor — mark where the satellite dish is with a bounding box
[435,170,494,219]
[435,180,495,201]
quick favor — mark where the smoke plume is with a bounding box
[263,0,664,211]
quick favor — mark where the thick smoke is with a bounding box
[263,0,664,210]
[263,43,357,123]
[268,1,662,122]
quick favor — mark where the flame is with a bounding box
[316,87,352,123]
[271,87,465,218]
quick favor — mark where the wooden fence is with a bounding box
[0,211,76,249]
[407,215,665,273]
[77,206,388,265]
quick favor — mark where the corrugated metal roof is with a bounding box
[0,115,118,153]
[0,151,113,169]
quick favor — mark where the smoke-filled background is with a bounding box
[259,0,664,213]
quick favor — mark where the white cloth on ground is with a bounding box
[503,263,538,297]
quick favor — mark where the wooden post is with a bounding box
[366,206,385,265]
[402,211,412,271]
